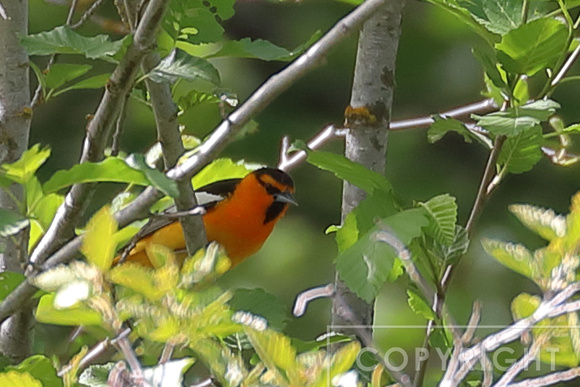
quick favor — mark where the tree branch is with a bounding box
[0,0,393,325]
[27,0,171,271]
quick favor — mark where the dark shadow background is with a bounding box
[28,0,580,382]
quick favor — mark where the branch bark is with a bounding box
[0,0,392,325]
[0,0,32,362]
[27,0,171,270]
[332,0,405,332]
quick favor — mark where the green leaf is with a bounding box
[78,363,115,387]
[0,272,26,302]
[1,144,51,184]
[481,238,537,279]
[44,63,92,90]
[473,45,508,92]
[20,26,126,59]
[142,358,195,386]
[497,125,543,173]
[0,209,29,237]
[424,0,499,46]
[43,156,178,197]
[302,147,392,194]
[81,206,117,271]
[473,0,523,35]
[53,73,110,97]
[229,288,288,330]
[165,0,235,44]
[407,290,436,320]
[509,204,566,241]
[336,208,429,302]
[109,264,167,301]
[125,154,180,197]
[420,194,458,246]
[192,158,258,188]
[30,193,63,230]
[0,371,42,387]
[496,18,569,76]
[428,115,473,143]
[311,342,361,387]
[147,49,220,85]
[35,294,103,326]
[244,327,300,386]
[474,100,559,137]
[7,355,62,387]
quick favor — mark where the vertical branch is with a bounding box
[0,0,32,362]
[141,52,207,254]
[332,0,405,331]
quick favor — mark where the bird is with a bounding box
[117,167,297,267]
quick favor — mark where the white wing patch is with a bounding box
[195,191,225,206]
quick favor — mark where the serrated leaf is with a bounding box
[81,206,117,271]
[474,100,559,137]
[165,0,235,44]
[509,204,566,241]
[20,26,125,59]
[407,290,436,320]
[496,18,569,76]
[482,238,537,279]
[336,208,428,302]
[311,341,361,387]
[44,63,92,90]
[428,115,473,143]
[0,209,29,237]
[244,328,300,386]
[497,125,543,173]
[301,146,392,194]
[1,144,51,184]
[148,49,220,85]
[473,45,508,94]
[35,294,103,326]
[0,371,42,387]
[420,194,457,246]
[108,263,162,301]
[477,0,523,35]
[7,355,62,387]
[229,288,288,330]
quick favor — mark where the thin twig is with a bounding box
[494,335,548,387]
[0,0,394,325]
[71,0,108,30]
[159,342,174,364]
[509,366,580,387]
[461,301,482,345]
[111,91,131,157]
[293,283,335,317]
[112,328,143,383]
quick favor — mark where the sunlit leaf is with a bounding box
[78,363,115,387]
[0,371,42,387]
[125,154,180,197]
[54,280,91,308]
[509,204,566,241]
[20,26,126,59]
[81,206,117,271]
[7,355,62,387]
[53,73,110,97]
[496,18,569,76]
[192,158,259,189]
[108,263,162,301]
[165,0,235,44]
[467,0,523,35]
[311,341,361,387]
[35,294,103,326]
[427,115,473,143]
[482,239,537,280]
[147,49,220,85]
[1,144,51,184]
[142,358,195,386]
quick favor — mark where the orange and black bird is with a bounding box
[119,168,296,267]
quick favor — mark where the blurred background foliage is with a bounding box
[29,0,580,380]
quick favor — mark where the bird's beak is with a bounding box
[274,191,298,206]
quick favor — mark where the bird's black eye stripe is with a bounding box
[263,183,280,195]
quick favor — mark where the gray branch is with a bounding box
[0,0,33,363]
[27,0,171,270]
[333,0,405,332]
[0,0,391,325]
